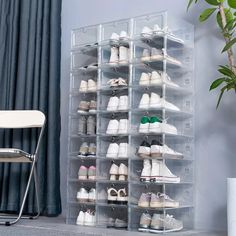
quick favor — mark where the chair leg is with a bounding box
[0,160,37,226]
[31,167,40,219]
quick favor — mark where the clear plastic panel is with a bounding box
[71,51,98,70]
[71,25,98,48]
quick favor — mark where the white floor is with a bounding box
[0,217,226,236]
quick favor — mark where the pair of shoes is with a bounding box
[139,213,183,233]
[141,48,182,66]
[139,92,180,111]
[141,24,163,39]
[76,210,96,226]
[78,116,96,135]
[107,77,128,87]
[137,140,182,158]
[107,95,128,111]
[139,116,177,135]
[106,119,128,135]
[138,192,179,208]
[140,159,180,183]
[109,46,129,65]
[139,71,179,88]
[76,188,96,203]
[78,165,96,180]
[79,63,98,71]
[77,100,97,114]
[109,163,128,181]
[110,31,129,44]
[107,218,128,229]
[78,142,96,157]
[106,143,129,158]
[79,79,97,92]
[107,188,128,204]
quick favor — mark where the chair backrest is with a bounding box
[0,110,45,128]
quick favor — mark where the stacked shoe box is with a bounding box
[67,11,194,234]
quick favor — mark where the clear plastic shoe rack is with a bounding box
[67,11,194,234]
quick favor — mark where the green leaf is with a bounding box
[209,78,227,90]
[228,0,236,9]
[218,65,235,77]
[187,0,194,10]
[199,8,217,22]
[223,18,236,31]
[205,0,221,5]
[217,9,234,29]
[222,38,236,52]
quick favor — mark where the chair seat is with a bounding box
[0,148,32,163]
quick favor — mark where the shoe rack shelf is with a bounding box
[67,11,194,234]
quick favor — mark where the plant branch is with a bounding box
[219,3,236,74]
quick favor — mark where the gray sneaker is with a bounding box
[77,101,89,113]
[89,100,97,113]
[114,218,127,229]
[87,143,96,157]
[156,193,179,208]
[78,116,87,134]
[150,213,162,230]
[78,142,88,157]
[138,193,151,208]
[87,116,96,135]
[138,213,151,232]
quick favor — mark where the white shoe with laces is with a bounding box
[87,79,97,92]
[141,26,153,38]
[118,119,128,134]
[118,95,128,110]
[157,162,180,183]
[107,96,119,111]
[106,119,119,134]
[76,211,85,225]
[119,46,129,64]
[106,143,119,158]
[140,159,151,182]
[118,143,128,158]
[139,93,150,109]
[79,80,88,92]
[109,163,119,180]
[76,188,89,202]
[109,47,119,65]
[139,72,150,86]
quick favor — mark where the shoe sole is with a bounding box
[149,226,183,233]
[150,177,180,183]
[150,202,179,208]
[138,227,150,232]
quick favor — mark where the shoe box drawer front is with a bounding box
[96,159,128,182]
[97,112,129,135]
[129,159,194,183]
[71,51,98,70]
[67,204,96,225]
[96,205,128,228]
[71,26,98,49]
[97,182,128,205]
[69,136,96,154]
[98,89,129,111]
[100,69,129,89]
[68,159,96,180]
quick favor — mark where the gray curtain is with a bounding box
[0,0,61,215]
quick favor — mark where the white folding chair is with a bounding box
[0,110,46,225]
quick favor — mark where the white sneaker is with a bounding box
[106,119,119,134]
[149,92,180,111]
[110,163,119,180]
[106,143,119,158]
[149,116,162,133]
[79,80,88,92]
[88,188,96,202]
[107,96,119,111]
[109,47,119,65]
[76,211,85,225]
[137,141,151,158]
[119,46,129,64]
[141,26,153,38]
[140,159,151,182]
[141,48,151,61]
[110,32,119,43]
[162,71,179,88]
[150,71,162,85]
[118,95,128,110]
[158,162,180,183]
[161,121,178,135]
[139,93,150,109]
[76,188,89,202]
[153,24,162,34]
[150,159,161,182]
[118,163,128,181]
[119,31,129,41]
[118,119,128,134]
[87,79,97,92]
[139,72,150,86]
[84,211,95,226]
[117,77,128,86]
[139,116,150,133]
[151,48,164,61]
[159,144,183,157]
[118,143,128,158]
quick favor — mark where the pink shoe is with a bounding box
[88,166,96,180]
[78,166,88,180]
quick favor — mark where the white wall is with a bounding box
[61,0,236,231]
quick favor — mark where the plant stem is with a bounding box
[219,3,236,74]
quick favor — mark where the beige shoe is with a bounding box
[117,188,128,204]
[118,163,128,181]
[109,163,119,180]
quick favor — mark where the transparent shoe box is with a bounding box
[71,25,98,49]
[67,11,194,233]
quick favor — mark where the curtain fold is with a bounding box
[0,0,62,216]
